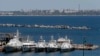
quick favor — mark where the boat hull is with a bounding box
[35,48,45,52]
[60,48,75,52]
[46,48,58,52]
[3,46,21,53]
[22,46,35,52]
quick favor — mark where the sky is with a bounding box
[0,0,99,11]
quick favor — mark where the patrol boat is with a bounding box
[22,36,36,52]
[3,30,22,52]
[46,35,58,52]
[60,35,74,52]
[35,36,46,52]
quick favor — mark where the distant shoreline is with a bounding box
[0,15,100,16]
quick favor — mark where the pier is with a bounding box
[0,46,4,52]
[73,44,99,50]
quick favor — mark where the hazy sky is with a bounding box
[0,0,99,11]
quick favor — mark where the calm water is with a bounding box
[0,16,100,56]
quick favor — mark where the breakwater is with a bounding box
[0,24,90,30]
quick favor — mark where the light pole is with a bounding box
[83,37,86,56]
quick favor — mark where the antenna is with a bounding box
[65,35,68,40]
[40,35,43,40]
[51,35,54,40]
[78,4,80,11]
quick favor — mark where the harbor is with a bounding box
[0,0,100,55]
[0,30,99,53]
[0,16,100,56]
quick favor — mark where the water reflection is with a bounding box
[22,52,34,56]
[60,52,70,56]
[0,49,100,56]
[46,52,59,56]
[4,52,22,56]
[34,52,46,56]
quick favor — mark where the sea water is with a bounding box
[0,16,100,56]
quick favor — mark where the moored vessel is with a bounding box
[35,36,46,52]
[60,35,74,52]
[22,35,36,52]
[3,30,22,52]
[46,35,58,52]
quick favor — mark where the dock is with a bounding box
[0,46,4,52]
[73,44,99,50]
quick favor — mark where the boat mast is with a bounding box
[16,29,19,38]
[65,35,68,40]
[27,35,29,42]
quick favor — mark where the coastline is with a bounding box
[0,15,100,17]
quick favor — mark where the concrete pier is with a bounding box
[0,46,4,52]
[72,44,99,50]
